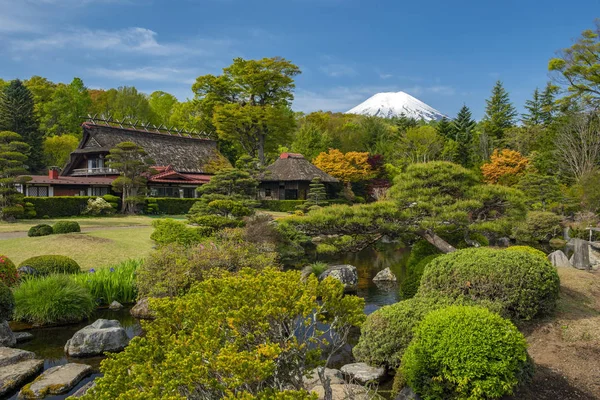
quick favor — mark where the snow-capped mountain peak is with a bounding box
[346,91,446,121]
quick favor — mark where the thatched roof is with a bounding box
[62,123,226,176]
[262,153,338,183]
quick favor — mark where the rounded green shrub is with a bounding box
[0,255,18,287]
[52,220,81,234]
[401,305,533,400]
[19,255,81,275]
[504,245,547,261]
[13,274,95,325]
[27,224,53,237]
[0,281,15,321]
[417,247,560,320]
[399,254,440,300]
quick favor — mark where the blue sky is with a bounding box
[0,0,597,119]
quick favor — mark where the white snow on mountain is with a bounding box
[346,91,446,121]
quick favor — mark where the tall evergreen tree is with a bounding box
[521,88,543,126]
[482,81,517,143]
[540,83,558,126]
[0,131,30,221]
[452,105,476,167]
[0,80,44,172]
[436,117,455,140]
[305,178,328,208]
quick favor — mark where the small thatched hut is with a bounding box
[259,153,339,200]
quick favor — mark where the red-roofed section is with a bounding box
[279,153,304,159]
[26,176,116,185]
[148,165,211,184]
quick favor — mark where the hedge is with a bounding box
[19,255,81,275]
[145,198,199,215]
[25,196,94,218]
[259,200,306,212]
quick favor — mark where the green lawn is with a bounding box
[0,227,154,270]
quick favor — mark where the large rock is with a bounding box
[19,363,92,399]
[311,383,370,400]
[394,386,421,400]
[319,265,358,292]
[372,267,396,282]
[70,380,96,397]
[303,368,345,390]
[340,362,386,384]
[569,239,591,270]
[495,237,511,248]
[0,347,35,367]
[65,319,129,357]
[0,359,44,397]
[0,321,16,347]
[548,250,571,268]
[589,247,600,270]
[130,298,155,319]
[109,301,123,310]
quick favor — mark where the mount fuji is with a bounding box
[346,91,446,121]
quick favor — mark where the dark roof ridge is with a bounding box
[81,122,215,143]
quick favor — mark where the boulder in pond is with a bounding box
[310,383,371,400]
[14,332,34,343]
[303,368,344,390]
[0,358,44,398]
[19,363,92,399]
[548,250,571,268]
[70,380,96,398]
[372,267,396,282]
[0,321,16,347]
[130,298,155,319]
[65,319,129,357]
[569,238,591,270]
[319,265,358,292]
[340,362,386,384]
[108,300,123,310]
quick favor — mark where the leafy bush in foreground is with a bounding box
[0,255,18,287]
[504,245,547,261]
[81,268,365,399]
[150,218,203,246]
[13,275,95,325]
[399,254,440,300]
[52,220,81,234]
[0,281,14,321]
[19,255,81,275]
[27,224,53,237]
[512,211,562,243]
[72,259,141,305]
[401,306,533,400]
[417,247,559,321]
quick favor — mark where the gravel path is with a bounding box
[0,225,150,240]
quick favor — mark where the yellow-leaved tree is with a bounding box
[481,149,529,185]
[313,149,373,199]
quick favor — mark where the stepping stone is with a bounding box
[0,347,35,367]
[0,359,44,397]
[311,383,372,400]
[19,363,92,399]
[14,332,34,343]
[303,368,344,390]
[340,362,386,385]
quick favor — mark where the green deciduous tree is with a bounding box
[398,126,445,164]
[517,173,563,211]
[41,77,92,136]
[106,142,154,214]
[0,131,30,221]
[43,134,79,167]
[90,87,155,122]
[291,122,330,161]
[148,91,178,125]
[0,80,44,172]
[24,76,56,120]
[482,81,517,143]
[549,19,600,107]
[193,57,301,165]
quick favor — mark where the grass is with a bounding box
[13,274,95,325]
[0,227,154,270]
[72,259,141,305]
[309,261,329,277]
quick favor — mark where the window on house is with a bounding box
[183,188,195,198]
[265,188,271,197]
[28,186,49,197]
[88,158,104,170]
[285,189,298,200]
[91,187,109,196]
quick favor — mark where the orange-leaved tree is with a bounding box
[481,149,529,185]
[313,149,373,199]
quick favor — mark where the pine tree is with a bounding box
[540,83,557,126]
[452,105,476,167]
[436,117,455,140]
[482,81,517,142]
[0,80,44,172]
[305,177,328,208]
[522,88,543,126]
[0,131,30,221]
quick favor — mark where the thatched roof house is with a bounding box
[259,153,338,200]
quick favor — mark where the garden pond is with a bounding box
[8,243,412,399]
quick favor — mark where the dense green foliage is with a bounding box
[107,141,153,213]
[0,131,30,221]
[13,274,95,325]
[72,259,140,305]
[0,255,18,287]
[401,306,532,400]
[259,200,306,212]
[417,248,560,320]
[399,254,440,300]
[0,281,14,321]
[137,229,278,297]
[150,219,203,246]
[512,211,562,242]
[52,220,81,234]
[24,196,94,217]
[81,268,365,399]
[27,223,53,237]
[504,245,548,261]
[19,255,81,275]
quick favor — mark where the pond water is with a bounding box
[8,243,411,399]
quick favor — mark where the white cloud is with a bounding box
[88,66,198,84]
[319,64,357,78]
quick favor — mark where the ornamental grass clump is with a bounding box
[72,259,140,305]
[416,247,560,321]
[0,254,18,286]
[401,305,533,400]
[13,274,95,325]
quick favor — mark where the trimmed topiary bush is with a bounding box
[52,220,81,234]
[0,281,14,321]
[27,224,53,237]
[0,255,18,287]
[504,245,547,261]
[24,196,94,217]
[13,274,95,325]
[401,305,533,400]
[417,247,560,321]
[19,255,81,275]
[150,219,203,246]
